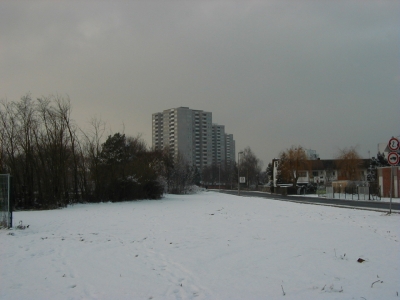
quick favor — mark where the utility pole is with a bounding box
[238,151,243,195]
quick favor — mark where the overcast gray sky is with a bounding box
[1,1,399,166]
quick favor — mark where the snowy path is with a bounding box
[1,191,399,299]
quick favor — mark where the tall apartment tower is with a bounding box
[212,124,226,165]
[225,133,236,169]
[211,124,236,168]
[152,107,212,169]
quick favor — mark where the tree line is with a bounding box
[3,94,383,209]
[201,147,264,189]
[0,95,209,209]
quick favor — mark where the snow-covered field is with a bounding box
[1,191,399,300]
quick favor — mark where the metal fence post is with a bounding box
[9,175,13,228]
[0,174,12,228]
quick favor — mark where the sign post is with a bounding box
[387,137,400,214]
[238,151,243,196]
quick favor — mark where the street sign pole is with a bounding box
[387,137,400,214]
[389,166,393,214]
[238,151,243,196]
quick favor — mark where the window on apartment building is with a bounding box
[312,171,318,177]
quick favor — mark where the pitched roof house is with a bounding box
[295,159,371,185]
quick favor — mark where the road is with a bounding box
[216,189,400,212]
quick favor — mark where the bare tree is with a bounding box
[15,95,37,207]
[157,146,174,193]
[79,116,107,201]
[54,95,81,203]
[1,94,79,208]
[0,99,19,177]
[35,96,75,207]
[201,162,225,186]
[239,147,263,189]
[0,95,39,207]
[1,94,166,207]
[168,152,194,194]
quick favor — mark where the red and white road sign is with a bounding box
[388,137,400,151]
[388,152,400,166]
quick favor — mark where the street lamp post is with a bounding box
[238,151,243,195]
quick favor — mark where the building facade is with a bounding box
[152,107,235,170]
[272,158,371,186]
[377,167,400,198]
[225,133,236,169]
[305,149,320,160]
[212,124,226,165]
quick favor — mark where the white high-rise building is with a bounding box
[152,107,212,169]
[212,124,226,165]
[225,133,236,169]
[152,107,235,170]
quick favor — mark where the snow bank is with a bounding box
[1,192,399,299]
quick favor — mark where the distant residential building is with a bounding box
[378,143,389,154]
[296,159,338,185]
[296,159,370,185]
[376,138,400,198]
[212,124,226,165]
[225,133,236,169]
[272,158,279,187]
[152,107,235,170]
[377,167,400,198]
[305,149,320,160]
[272,158,370,186]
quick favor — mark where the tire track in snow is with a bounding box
[143,246,215,300]
[133,223,215,300]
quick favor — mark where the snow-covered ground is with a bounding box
[1,191,399,300]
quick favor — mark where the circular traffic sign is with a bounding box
[388,152,400,166]
[388,137,400,151]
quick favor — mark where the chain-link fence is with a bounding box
[326,186,334,199]
[316,185,327,197]
[0,174,12,228]
[325,182,381,201]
